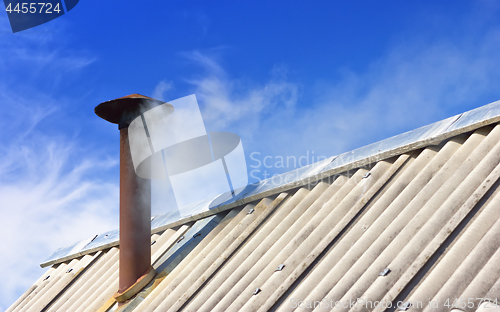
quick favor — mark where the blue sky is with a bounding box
[2,0,500,310]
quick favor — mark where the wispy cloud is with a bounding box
[0,14,96,92]
[183,51,299,137]
[0,138,118,308]
[0,105,119,310]
[0,15,116,311]
[182,26,500,180]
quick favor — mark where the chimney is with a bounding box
[95,94,174,302]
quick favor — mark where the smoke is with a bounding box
[152,80,173,102]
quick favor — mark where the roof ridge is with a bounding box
[41,99,500,268]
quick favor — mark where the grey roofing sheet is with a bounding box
[9,123,500,312]
[40,100,500,268]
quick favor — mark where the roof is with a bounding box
[8,100,500,312]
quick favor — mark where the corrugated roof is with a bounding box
[8,102,500,312]
[40,100,500,268]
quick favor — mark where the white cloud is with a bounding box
[183,51,299,138]
[0,15,115,311]
[0,109,119,311]
[0,92,120,310]
[183,27,500,180]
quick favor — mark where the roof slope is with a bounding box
[8,106,500,312]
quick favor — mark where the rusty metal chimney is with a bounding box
[95,94,174,302]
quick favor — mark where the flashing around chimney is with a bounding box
[113,266,156,303]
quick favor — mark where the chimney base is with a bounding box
[113,266,156,303]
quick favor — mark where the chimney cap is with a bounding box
[95,94,173,128]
